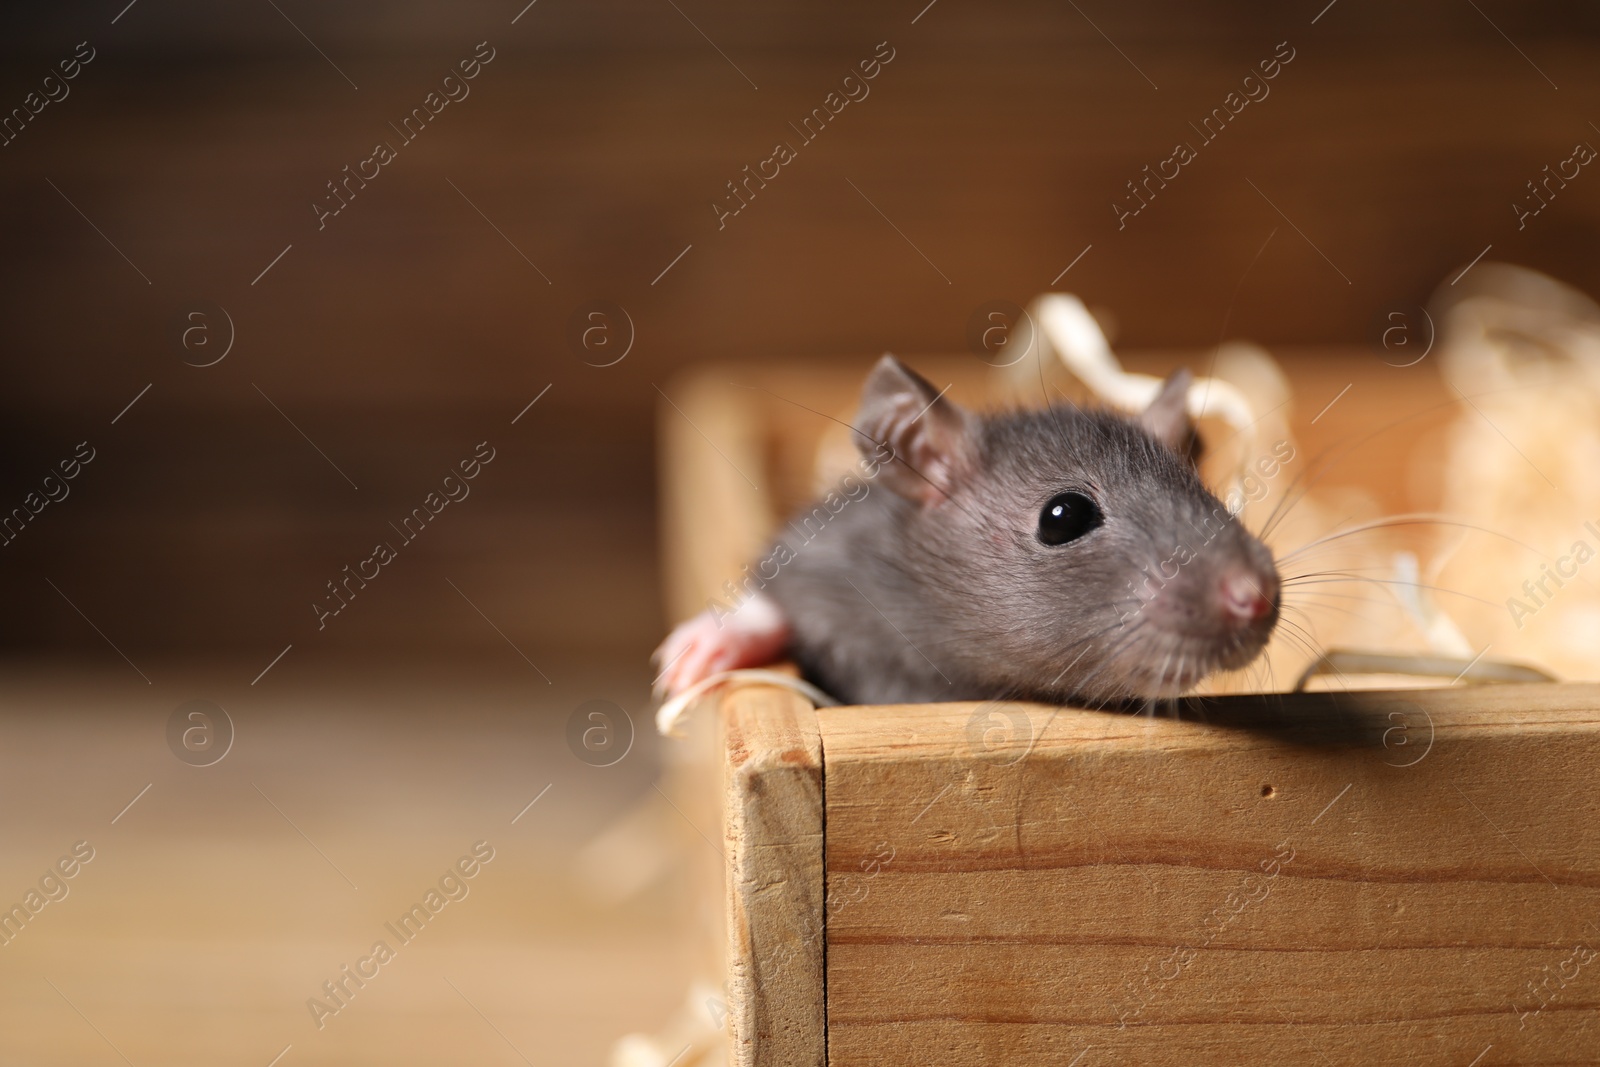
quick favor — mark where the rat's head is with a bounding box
[854,355,1279,703]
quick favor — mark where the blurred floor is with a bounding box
[0,653,694,1067]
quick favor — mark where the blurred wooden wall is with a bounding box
[1,0,1598,665]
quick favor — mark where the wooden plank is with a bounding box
[721,683,826,1067]
[819,683,1600,1065]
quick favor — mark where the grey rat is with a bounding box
[653,356,1280,706]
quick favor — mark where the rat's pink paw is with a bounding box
[652,593,791,697]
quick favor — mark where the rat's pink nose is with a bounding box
[1219,570,1274,623]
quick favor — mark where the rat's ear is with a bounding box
[1138,368,1201,460]
[855,355,975,505]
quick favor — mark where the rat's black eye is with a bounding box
[1037,491,1103,546]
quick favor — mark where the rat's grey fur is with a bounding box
[761,365,1279,706]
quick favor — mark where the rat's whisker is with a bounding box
[1281,585,1389,602]
[1279,608,1336,653]
[1045,628,1118,689]
[1068,625,1148,705]
[1146,649,1174,716]
[1281,560,1415,575]
[1260,653,1278,695]
[1276,514,1547,567]
[1293,647,1362,697]
[1255,444,1348,543]
[1254,469,1319,544]
[1278,590,1383,626]
[1239,655,1268,695]
[1255,386,1520,543]
[1039,347,1083,460]
[1050,620,1145,696]
[1272,623,1342,691]
[1274,615,1346,682]
[1282,572,1500,610]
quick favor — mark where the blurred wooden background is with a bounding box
[1,0,1599,669]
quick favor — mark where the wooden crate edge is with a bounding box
[720,683,826,1067]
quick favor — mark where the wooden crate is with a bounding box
[658,355,1600,1066]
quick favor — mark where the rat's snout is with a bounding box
[1185,537,1282,678]
[1215,564,1280,632]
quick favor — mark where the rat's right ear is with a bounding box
[854,355,975,505]
[1138,368,1203,462]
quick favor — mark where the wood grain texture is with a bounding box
[721,683,826,1067]
[819,684,1600,1065]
